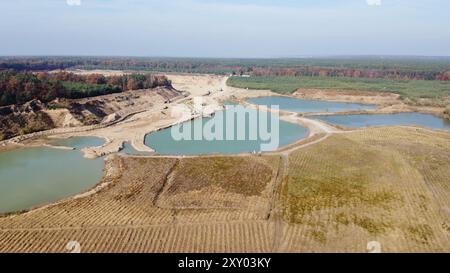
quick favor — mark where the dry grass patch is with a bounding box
[285,136,400,224]
[0,156,178,230]
[169,156,276,196]
[283,127,450,252]
[0,154,281,252]
[157,156,280,213]
[1,127,448,252]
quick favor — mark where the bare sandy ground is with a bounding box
[40,73,277,158]
[43,108,82,128]
[52,69,136,77]
[1,71,446,158]
[293,88,446,116]
[1,127,448,253]
[294,88,401,105]
[0,73,271,158]
[1,72,449,253]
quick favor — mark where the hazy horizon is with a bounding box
[2,55,450,60]
[1,0,450,58]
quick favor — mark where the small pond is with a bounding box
[311,113,450,131]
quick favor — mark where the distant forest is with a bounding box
[0,70,171,107]
[1,56,450,81]
[1,56,450,107]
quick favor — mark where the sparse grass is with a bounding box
[156,155,280,210]
[407,224,434,245]
[335,213,391,234]
[284,136,400,224]
[311,230,327,244]
[335,212,351,226]
[228,76,450,106]
[0,128,449,252]
[47,102,69,110]
[169,156,276,196]
[442,223,450,234]
[352,215,391,235]
[20,127,43,135]
[0,155,279,252]
[445,105,450,120]
[282,127,450,250]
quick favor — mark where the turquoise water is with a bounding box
[145,106,309,155]
[311,113,450,131]
[0,137,105,214]
[50,136,105,149]
[248,96,376,113]
[120,141,154,156]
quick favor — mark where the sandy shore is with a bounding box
[1,72,446,158]
[40,74,275,158]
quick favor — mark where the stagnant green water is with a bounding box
[145,105,309,155]
[311,113,450,131]
[0,137,105,214]
[248,96,376,113]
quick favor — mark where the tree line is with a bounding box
[1,56,450,81]
[0,71,171,107]
[249,67,450,81]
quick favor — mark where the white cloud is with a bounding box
[366,0,382,6]
[66,0,81,6]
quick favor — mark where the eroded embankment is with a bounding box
[0,87,183,146]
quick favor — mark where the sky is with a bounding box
[0,0,449,58]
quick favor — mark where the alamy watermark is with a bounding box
[170,97,280,152]
[367,241,382,253]
[66,240,81,253]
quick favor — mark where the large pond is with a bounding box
[311,113,450,131]
[145,105,309,155]
[248,96,376,113]
[0,137,105,214]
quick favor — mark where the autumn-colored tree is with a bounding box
[87,74,107,85]
[437,71,450,81]
[107,75,123,87]
[7,76,20,91]
[36,72,48,81]
[126,78,139,90]
[0,70,171,107]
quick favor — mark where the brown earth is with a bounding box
[293,88,447,118]
[1,73,449,252]
[64,87,181,125]
[0,86,182,144]
[0,127,448,253]
[0,101,55,141]
[294,88,401,106]
[0,155,281,252]
[445,106,450,120]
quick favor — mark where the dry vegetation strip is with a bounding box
[0,127,449,252]
[283,127,450,252]
[0,155,280,252]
